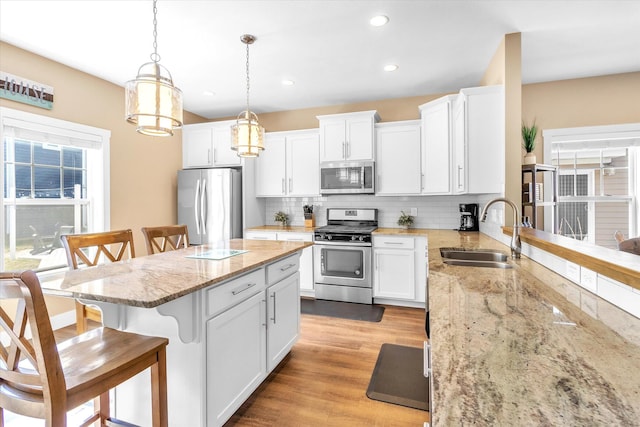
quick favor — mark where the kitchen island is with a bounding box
[40,239,312,427]
[426,230,640,425]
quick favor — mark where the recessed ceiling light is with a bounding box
[370,15,389,27]
[282,79,295,86]
[202,90,216,96]
[384,64,398,72]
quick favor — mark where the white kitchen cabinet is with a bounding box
[276,232,314,295]
[317,110,380,162]
[182,120,241,168]
[256,129,320,197]
[373,235,427,306]
[375,121,422,195]
[244,230,278,241]
[453,85,504,194]
[419,95,456,194]
[266,272,300,371]
[206,291,266,426]
[245,230,314,296]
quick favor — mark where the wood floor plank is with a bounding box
[226,304,429,426]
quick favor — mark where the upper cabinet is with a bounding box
[256,129,320,197]
[375,121,422,195]
[419,95,456,195]
[454,86,504,194]
[182,120,242,169]
[317,111,380,162]
[420,85,504,195]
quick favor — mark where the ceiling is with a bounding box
[1,0,639,120]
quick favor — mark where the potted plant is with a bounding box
[522,120,538,165]
[274,211,289,227]
[397,211,414,229]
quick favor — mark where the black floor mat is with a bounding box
[300,298,384,322]
[366,343,430,411]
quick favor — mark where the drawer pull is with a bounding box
[232,282,257,295]
[279,263,296,272]
[384,241,404,245]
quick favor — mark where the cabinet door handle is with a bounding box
[232,282,257,295]
[208,148,212,164]
[346,141,350,159]
[261,299,266,327]
[421,173,425,191]
[281,178,285,194]
[213,148,216,164]
[279,263,297,272]
[457,166,463,189]
[342,141,346,159]
[270,293,277,324]
[289,178,293,193]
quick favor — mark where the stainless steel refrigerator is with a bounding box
[177,168,242,245]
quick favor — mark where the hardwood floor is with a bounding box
[226,304,429,426]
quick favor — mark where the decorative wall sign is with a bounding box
[0,72,54,109]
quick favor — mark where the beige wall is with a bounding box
[522,72,640,155]
[0,42,205,315]
[216,93,451,131]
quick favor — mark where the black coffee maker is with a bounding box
[459,203,479,231]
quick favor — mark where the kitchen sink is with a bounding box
[439,247,512,269]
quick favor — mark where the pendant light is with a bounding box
[231,34,265,157]
[125,0,183,137]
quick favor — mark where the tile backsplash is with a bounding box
[264,194,501,229]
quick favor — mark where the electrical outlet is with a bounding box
[410,207,418,216]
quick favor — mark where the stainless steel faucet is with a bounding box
[480,198,521,259]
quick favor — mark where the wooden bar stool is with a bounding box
[0,270,168,427]
[61,229,136,335]
[141,225,189,254]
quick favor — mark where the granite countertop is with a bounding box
[426,230,640,425]
[39,239,312,308]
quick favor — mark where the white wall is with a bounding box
[263,193,501,229]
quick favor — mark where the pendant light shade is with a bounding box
[231,34,265,157]
[125,0,183,137]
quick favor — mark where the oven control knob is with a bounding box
[327,235,332,240]
[351,235,357,241]
[355,269,361,275]
[359,236,365,241]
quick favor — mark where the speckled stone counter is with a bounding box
[40,239,312,307]
[426,230,640,426]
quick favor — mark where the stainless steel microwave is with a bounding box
[320,161,375,195]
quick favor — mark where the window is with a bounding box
[545,123,639,250]
[1,107,110,275]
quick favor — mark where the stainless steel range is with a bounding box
[313,208,377,304]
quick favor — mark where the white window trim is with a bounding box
[0,107,111,279]
[544,123,640,238]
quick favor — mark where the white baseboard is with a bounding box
[51,310,76,330]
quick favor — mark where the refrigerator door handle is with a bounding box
[200,179,207,235]
[194,179,201,235]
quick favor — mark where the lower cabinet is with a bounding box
[245,229,314,296]
[206,254,301,426]
[373,235,427,306]
[266,272,300,371]
[206,291,267,426]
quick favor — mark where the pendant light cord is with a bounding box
[150,0,160,63]
[245,41,251,114]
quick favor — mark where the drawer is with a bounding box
[206,269,266,318]
[373,235,415,249]
[244,231,277,240]
[276,232,313,242]
[267,254,300,286]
